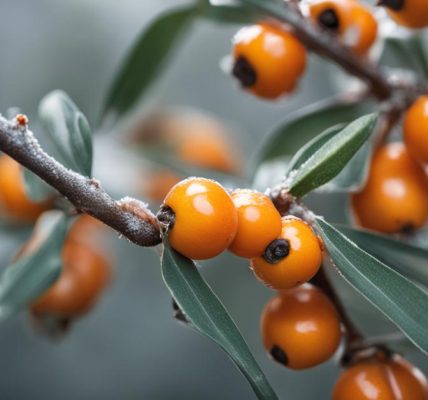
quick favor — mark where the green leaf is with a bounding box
[161,240,278,400]
[286,124,345,174]
[23,169,55,202]
[288,113,377,197]
[336,225,428,287]
[251,96,373,174]
[39,90,93,176]
[100,6,195,123]
[319,141,371,193]
[284,123,372,192]
[316,218,428,355]
[202,3,257,24]
[0,211,68,320]
[381,34,428,79]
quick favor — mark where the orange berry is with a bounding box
[251,216,323,290]
[309,0,378,55]
[129,111,240,174]
[142,169,181,203]
[32,239,111,318]
[351,142,428,233]
[404,96,428,164]
[228,189,282,258]
[0,155,51,223]
[261,284,341,370]
[232,23,307,99]
[333,355,428,400]
[380,0,428,29]
[174,116,240,174]
[160,177,238,260]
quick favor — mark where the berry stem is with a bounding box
[0,115,161,247]
[311,265,364,364]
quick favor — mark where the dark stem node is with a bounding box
[157,206,176,231]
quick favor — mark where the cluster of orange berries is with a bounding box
[159,177,341,370]
[30,216,111,322]
[160,177,428,397]
[231,0,428,100]
[352,96,428,234]
[0,154,110,322]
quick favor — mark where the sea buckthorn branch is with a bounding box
[0,114,162,247]
[239,0,392,100]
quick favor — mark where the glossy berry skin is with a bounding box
[0,155,50,223]
[309,0,378,55]
[232,23,307,99]
[161,177,238,260]
[351,142,428,233]
[261,284,341,370]
[380,0,428,29]
[228,189,282,258]
[404,96,428,164]
[32,240,111,317]
[251,217,323,290]
[333,356,428,400]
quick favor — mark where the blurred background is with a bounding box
[0,0,426,399]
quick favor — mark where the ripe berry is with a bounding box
[261,284,341,370]
[333,355,428,400]
[174,116,240,174]
[228,189,282,258]
[32,239,111,317]
[351,142,428,233]
[0,155,51,223]
[129,111,240,174]
[379,0,428,29]
[404,96,428,164]
[232,23,307,99]
[309,0,378,55]
[159,177,238,260]
[142,169,181,203]
[251,216,323,290]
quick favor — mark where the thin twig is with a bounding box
[312,265,363,353]
[240,0,393,100]
[0,115,161,247]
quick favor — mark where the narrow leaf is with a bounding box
[202,3,257,24]
[336,225,428,287]
[0,212,68,320]
[252,96,373,173]
[316,218,428,354]
[101,6,195,123]
[382,35,428,79]
[288,113,377,197]
[161,241,278,400]
[286,124,345,174]
[39,90,93,176]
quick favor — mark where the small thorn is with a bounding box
[172,299,189,324]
